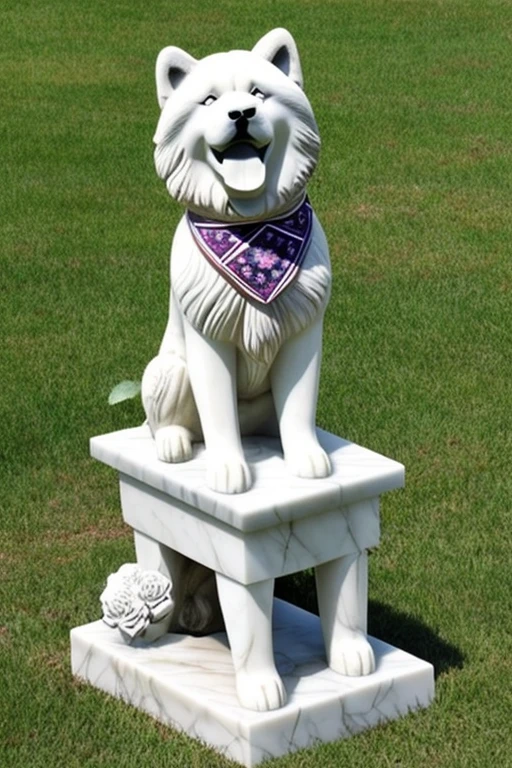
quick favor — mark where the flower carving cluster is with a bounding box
[100,563,174,641]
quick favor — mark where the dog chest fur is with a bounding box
[170,213,331,394]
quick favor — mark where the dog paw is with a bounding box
[235,670,287,711]
[285,442,331,479]
[329,633,375,677]
[155,426,193,463]
[207,456,252,494]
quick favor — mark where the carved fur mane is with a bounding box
[171,214,330,375]
[153,42,320,222]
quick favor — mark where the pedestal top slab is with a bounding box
[91,426,404,533]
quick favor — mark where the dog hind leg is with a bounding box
[142,352,200,463]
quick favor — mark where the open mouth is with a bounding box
[210,140,270,194]
[212,141,269,165]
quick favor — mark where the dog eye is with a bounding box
[251,87,266,100]
[201,94,217,106]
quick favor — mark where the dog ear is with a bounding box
[252,28,303,88]
[155,46,198,108]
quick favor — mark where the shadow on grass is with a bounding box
[275,572,464,679]
[367,600,464,678]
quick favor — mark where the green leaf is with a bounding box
[108,380,142,405]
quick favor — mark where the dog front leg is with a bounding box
[216,573,286,711]
[184,318,251,494]
[315,552,375,676]
[271,318,331,478]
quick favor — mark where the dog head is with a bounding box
[153,29,320,221]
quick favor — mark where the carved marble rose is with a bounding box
[100,563,174,640]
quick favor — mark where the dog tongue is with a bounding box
[220,143,265,193]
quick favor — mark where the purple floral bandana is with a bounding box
[186,198,313,304]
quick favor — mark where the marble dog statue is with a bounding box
[141,28,333,495]
[140,30,375,711]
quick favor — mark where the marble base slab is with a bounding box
[71,599,434,766]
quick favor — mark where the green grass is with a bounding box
[1,0,512,765]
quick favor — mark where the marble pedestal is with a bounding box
[72,425,434,763]
[71,599,434,766]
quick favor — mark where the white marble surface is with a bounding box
[144,29,331,495]
[120,475,379,583]
[71,599,434,766]
[91,425,404,532]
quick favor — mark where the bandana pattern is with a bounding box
[186,199,313,304]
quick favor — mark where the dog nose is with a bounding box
[228,107,256,121]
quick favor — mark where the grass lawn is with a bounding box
[1,0,511,765]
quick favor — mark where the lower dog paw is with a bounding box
[207,456,252,494]
[285,442,331,479]
[235,670,287,711]
[155,426,193,463]
[329,633,375,677]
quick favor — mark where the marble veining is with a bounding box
[76,26,432,745]
[71,599,434,767]
[91,425,404,532]
[96,427,394,707]
[119,474,379,584]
